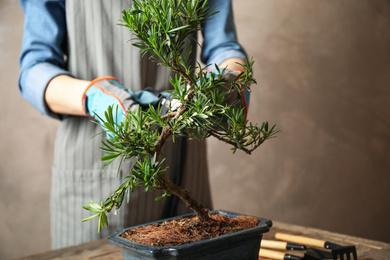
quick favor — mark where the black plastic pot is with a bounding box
[108,210,272,260]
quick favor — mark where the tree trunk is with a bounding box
[159,173,210,221]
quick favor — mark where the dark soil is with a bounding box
[120,213,259,247]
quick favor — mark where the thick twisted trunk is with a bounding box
[159,174,210,221]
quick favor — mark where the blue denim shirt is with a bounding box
[18,0,247,118]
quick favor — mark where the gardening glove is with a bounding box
[82,76,136,127]
[82,76,174,137]
[204,69,251,121]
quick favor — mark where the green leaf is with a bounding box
[101,153,121,162]
[197,114,208,119]
[126,188,131,204]
[155,195,165,201]
[167,25,190,33]
[82,206,102,214]
[88,201,102,210]
[81,214,99,222]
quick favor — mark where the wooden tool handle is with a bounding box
[275,232,326,248]
[259,248,286,260]
[261,239,288,250]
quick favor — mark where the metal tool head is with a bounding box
[331,245,357,260]
[303,246,358,260]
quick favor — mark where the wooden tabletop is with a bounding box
[17,221,390,260]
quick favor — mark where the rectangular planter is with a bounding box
[108,210,272,260]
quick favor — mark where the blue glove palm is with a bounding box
[82,76,172,137]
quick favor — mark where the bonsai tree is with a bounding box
[82,0,278,232]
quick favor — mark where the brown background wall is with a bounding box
[1,0,389,259]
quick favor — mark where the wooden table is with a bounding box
[17,221,390,260]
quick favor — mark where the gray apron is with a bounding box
[51,0,212,249]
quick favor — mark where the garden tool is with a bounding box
[275,232,357,260]
[259,239,335,260]
[261,239,306,251]
[259,248,302,260]
[259,245,333,260]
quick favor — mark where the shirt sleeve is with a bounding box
[18,0,71,119]
[201,0,247,67]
